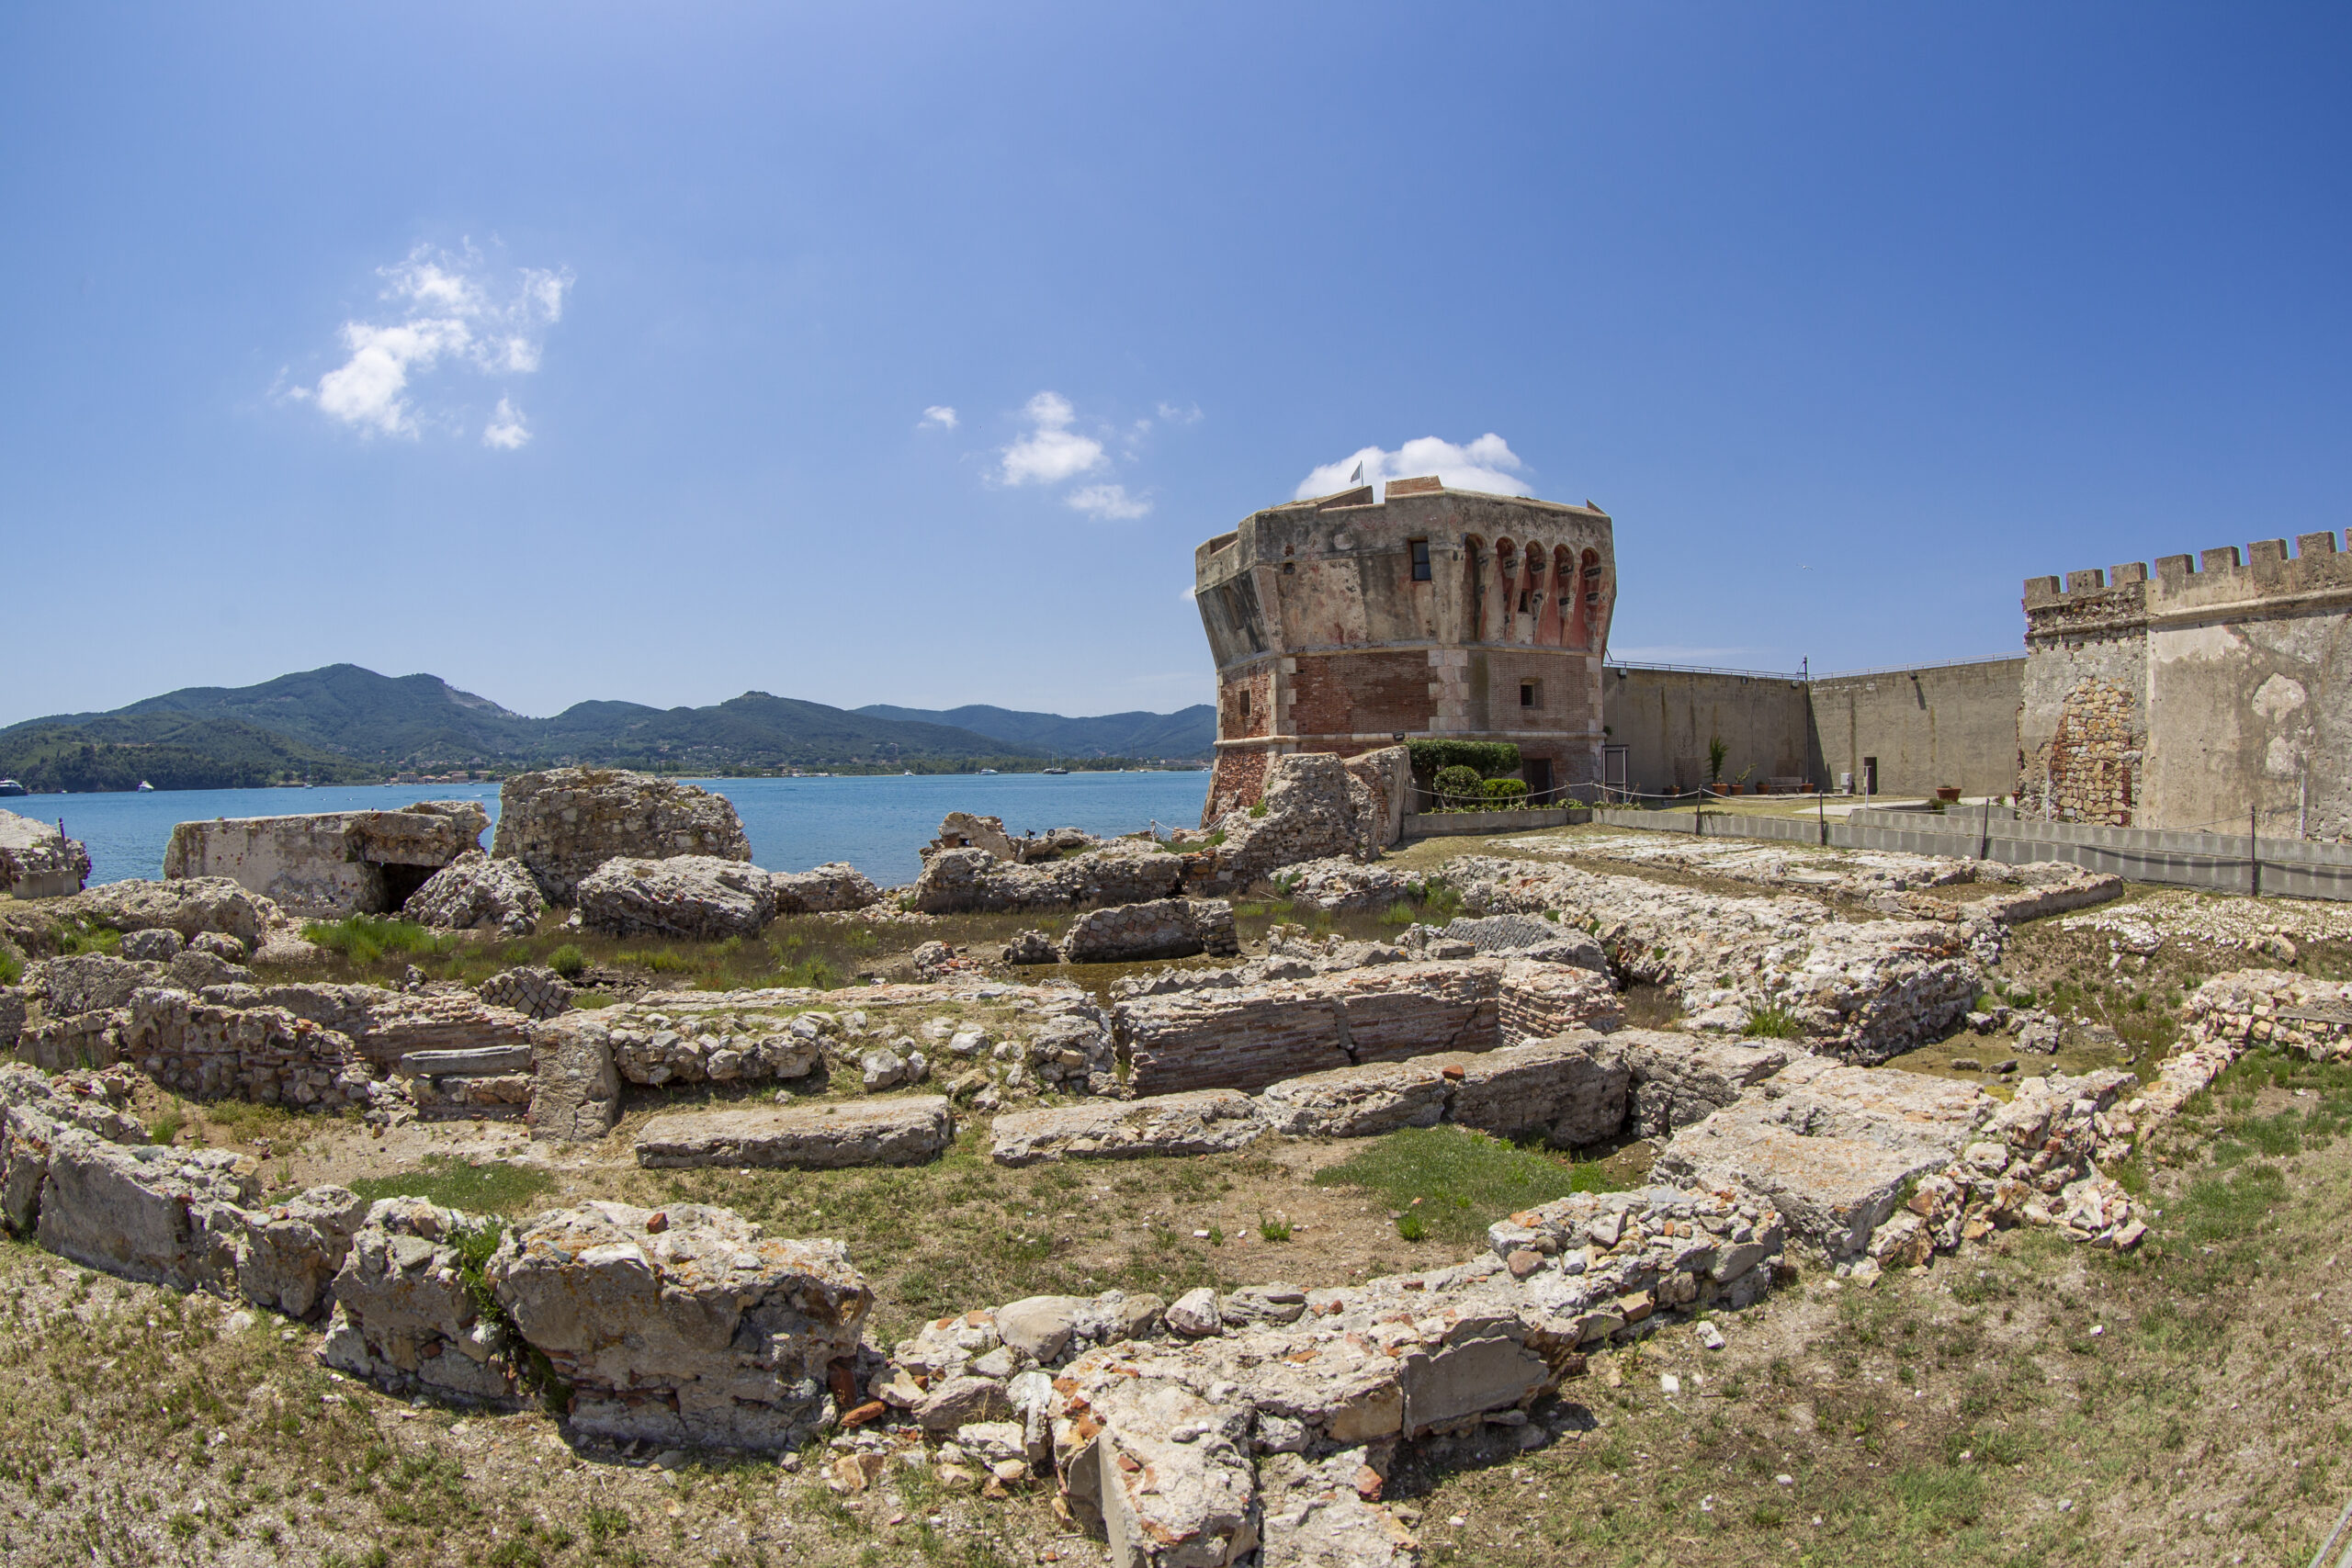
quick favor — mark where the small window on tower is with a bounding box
[1238,690,1251,716]
[1409,539,1431,581]
[1521,681,1539,708]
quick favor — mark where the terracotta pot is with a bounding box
[1936,786,1962,803]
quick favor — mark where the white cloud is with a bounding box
[1000,391,1107,486]
[304,243,571,445]
[1068,483,1150,521]
[1156,400,1204,424]
[919,405,958,430]
[1295,433,1533,501]
[481,398,531,450]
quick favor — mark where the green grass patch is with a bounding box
[546,942,587,978]
[1743,1004,1804,1039]
[1313,1124,1629,1248]
[51,921,122,956]
[300,916,458,966]
[346,1156,557,1217]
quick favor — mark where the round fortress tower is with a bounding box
[1193,476,1616,819]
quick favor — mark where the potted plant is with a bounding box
[1705,737,1728,796]
[1936,785,1962,804]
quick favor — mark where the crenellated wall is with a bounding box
[2020,530,2352,835]
[1196,479,1615,817]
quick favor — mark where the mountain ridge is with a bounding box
[0,665,1214,791]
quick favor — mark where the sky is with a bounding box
[5,4,2350,724]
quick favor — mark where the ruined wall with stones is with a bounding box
[2021,531,2352,834]
[1196,480,1615,815]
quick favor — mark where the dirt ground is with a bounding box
[6,837,2352,1563]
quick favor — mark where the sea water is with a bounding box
[18,772,1212,891]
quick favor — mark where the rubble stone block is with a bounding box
[1618,1030,1797,1138]
[770,862,881,915]
[1060,1375,1260,1568]
[575,854,776,941]
[164,804,486,918]
[908,846,1186,916]
[634,1097,954,1170]
[234,1185,369,1321]
[1399,1334,1552,1436]
[492,768,752,903]
[403,851,546,937]
[475,965,574,1021]
[1256,1061,1449,1138]
[1060,898,1240,964]
[489,1200,871,1450]
[321,1199,524,1405]
[35,1124,257,1290]
[526,1013,623,1143]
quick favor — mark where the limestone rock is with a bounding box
[1197,750,1406,889]
[120,928,186,963]
[321,1199,524,1405]
[575,854,776,941]
[35,1123,258,1290]
[476,965,574,1021]
[996,1295,1089,1362]
[609,1017,820,1086]
[0,988,22,1055]
[489,1200,871,1450]
[31,954,156,1018]
[1002,930,1058,965]
[634,1097,954,1170]
[0,1062,147,1143]
[1653,1060,1991,1259]
[907,844,1185,916]
[1060,899,1241,964]
[1058,1372,1260,1567]
[1256,1061,1450,1138]
[769,862,880,915]
[166,949,250,991]
[0,877,272,959]
[233,1185,369,1320]
[916,1374,1014,1433]
[492,768,752,903]
[403,851,545,937]
[1165,1287,1224,1337]
[990,1089,1264,1166]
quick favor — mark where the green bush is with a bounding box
[546,943,588,979]
[1482,778,1530,805]
[1743,1005,1804,1039]
[1408,739,1521,780]
[1432,764,1485,805]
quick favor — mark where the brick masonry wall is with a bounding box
[1288,650,1435,739]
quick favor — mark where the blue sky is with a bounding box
[6,4,2348,724]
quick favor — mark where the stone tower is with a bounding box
[1193,477,1617,818]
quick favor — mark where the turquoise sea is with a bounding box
[15,772,1213,892]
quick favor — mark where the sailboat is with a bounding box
[135,780,156,792]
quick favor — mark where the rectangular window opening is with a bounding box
[1409,538,1431,581]
[1521,681,1539,708]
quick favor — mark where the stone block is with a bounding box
[321,1199,524,1405]
[770,862,880,915]
[634,1097,954,1170]
[164,804,485,918]
[1256,1061,1448,1138]
[988,1090,1269,1165]
[1060,898,1239,964]
[575,854,776,941]
[34,1124,257,1290]
[233,1185,369,1321]
[525,1012,623,1143]
[402,851,545,937]
[492,768,752,903]
[1618,1029,1796,1138]
[489,1200,871,1450]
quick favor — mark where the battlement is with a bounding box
[2024,529,2352,615]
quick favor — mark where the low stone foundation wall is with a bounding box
[1112,958,1621,1098]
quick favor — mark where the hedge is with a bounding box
[1406,739,1521,781]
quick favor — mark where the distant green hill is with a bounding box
[0,714,377,792]
[2,665,1207,789]
[854,703,1215,759]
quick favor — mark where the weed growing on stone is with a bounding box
[547,942,587,978]
[1742,1005,1803,1039]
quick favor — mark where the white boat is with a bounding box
[1042,767,1069,775]
[0,779,26,797]
[135,780,155,792]
[979,768,998,774]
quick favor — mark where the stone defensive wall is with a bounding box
[1598,657,2024,801]
[1195,479,1618,813]
[2019,528,2352,836]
